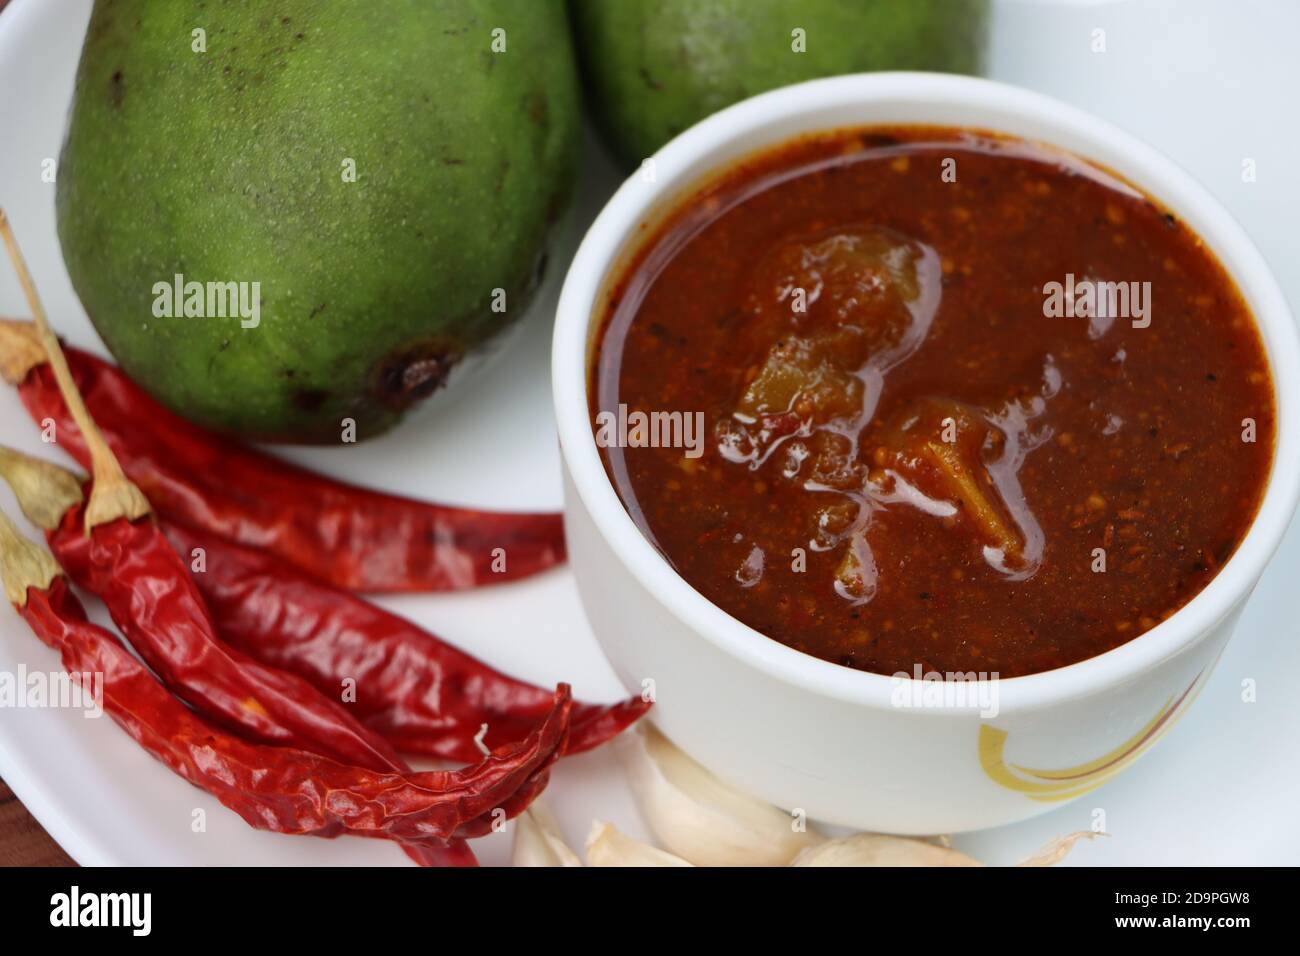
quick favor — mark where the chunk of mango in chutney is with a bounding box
[876,398,1024,561]
[736,227,931,430]
[751,228,923,330]
[833,534,877,604]
[718,226,1040,600]
[736,334,863,423]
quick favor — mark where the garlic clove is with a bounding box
[626,725,821,866]
[586,821,694,867]
[1017,830,1105,867]
[512,800,582,867]
[793,833,984,867]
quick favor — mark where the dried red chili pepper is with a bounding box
[0,450,555,865]
[455,769,552,840]
[162,519,651,762]
[3,442,644,769]
[52,499,406,762]
[0,319,565,593]
[0,522,571,850]
[25,581,571,846]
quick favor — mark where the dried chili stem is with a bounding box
[0,317,44,385]
[0,210,149,530]
[0,446,85,531]
[0,506,62,607]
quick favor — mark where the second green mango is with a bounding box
[570,0,989,167]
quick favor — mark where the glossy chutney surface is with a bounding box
[593,127,1275,678]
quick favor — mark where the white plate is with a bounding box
[0,0,1296,865]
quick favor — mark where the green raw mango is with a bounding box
[58,0,581,442]
[570,0,989,167]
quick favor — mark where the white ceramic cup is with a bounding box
[553,73,1300,833]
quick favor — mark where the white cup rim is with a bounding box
[554,72,1300,714]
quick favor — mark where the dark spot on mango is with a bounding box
[88,13,114,44]
[373,342,460,409]
[108,69,125,108]
[638,67,663,92]
[292,388,329,411]
[528,91,549,131]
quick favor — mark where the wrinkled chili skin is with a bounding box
[17,578,572,848]
[455,770,551,840]
[45,500,482,865]
[163,520,651,762]
[19,351,566,593]
[50,501,408,770]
